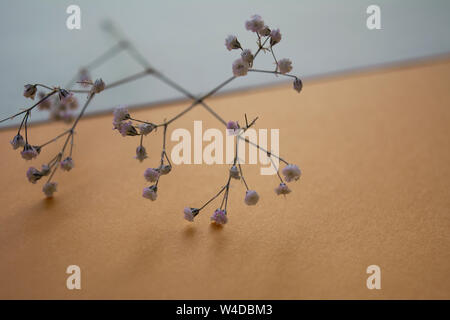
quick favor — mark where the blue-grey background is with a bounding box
[1,0,450,125]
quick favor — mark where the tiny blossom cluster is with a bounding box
[277,58,292,74]
[282,164,301,182]
[270,29,282,46]
[229,165,240,179]
[144,168,160,182]
[211,209,228,225]
[244,190,259,206]
[112,106,130,129]
[142,185,157,201]
[60,157,75,171]
[159,164,172,175]
[135,146,148,162]
[26,167,41,184]
[241,49,254,67]
[226,14,300,92]
[245,15,265,33]
[42,182,58,198]
[10,79,103,198]
[275,182,291,195]
[225,35,241,51]
[226,120,240,135]
[293,78,303,93]
[119,121,138,137]
[232,59,249,77]
[92,78,106,93]
[10,134,25,150]
[142,162,171,201]
[58,89,73,103]
[181,115,302,226]
[23,84,37,99]
[36,90,80,124]
[26,164,50,184]
[21,144,40,160]
[138,123,156,135]
[184,207,200,222]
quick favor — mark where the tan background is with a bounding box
[0,59,449,299]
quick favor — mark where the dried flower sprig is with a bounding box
[108,15,303,225]
[2,16,303,225]
[1,36,157,197]
[182,112,300,225]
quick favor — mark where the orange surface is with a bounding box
[0,59,449,299]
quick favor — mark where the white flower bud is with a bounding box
[230,165,240,179]
[225,35,241,51]
[293,78,303,93]
[232,58,249,77]
[42,182,58,198]
[92,78,106,93]
[244,190,259,206]
[23,84,37,99]
[10,134,25,150]
[277,58,293,74]
[270,28,282,46]
[245,15,264,33]
[142,185,157,201]
[135,146,148,162]
[241,49,254,67]
[282,164,301,182]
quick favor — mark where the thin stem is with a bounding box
[69,89,91,94]
[238,163,249,190]
[85,41,127,70]
[237,135,289,165]
[125,43,153,70]
[164,101,198,126]
[58,93,95,157]
[71,93,95,130]
[69,133,74,157]
[129,117,154,125]
[269,155,284,183]
[47,154,62,182]
[223,176,232,211]
[17,113,27,135]
[104,70,152,90]
[162,124,167,151]
[153,72,196,100]
[35,84,54,91]
[254,36,270,57]
[119,32,288,167]
[65,41,126,88]
[24,112,29,143]
[235,137,249,190]
[248,69,297,79]
[199,102,227,126]
[160,124,168,166]
[0,90,57,124]
[199,185,227,211]
[47,153,60,168]
[38,130,71,148]
[164,151,172,167]
[270,46,279,72]
[201,76,236,101]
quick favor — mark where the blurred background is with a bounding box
[1,0,450,125]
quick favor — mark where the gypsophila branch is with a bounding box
[5,15,303,225]
[248,69,298,79]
